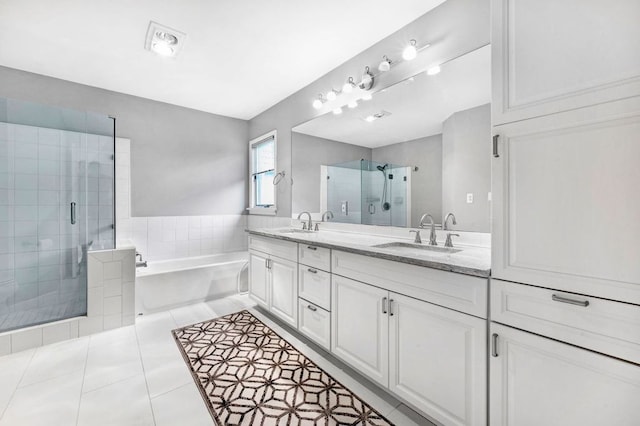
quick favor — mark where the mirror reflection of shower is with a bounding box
[376,163,391,211]
[322,159,411,227]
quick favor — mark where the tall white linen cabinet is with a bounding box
[489,1,640,425]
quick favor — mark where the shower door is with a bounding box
[0,98,114,333]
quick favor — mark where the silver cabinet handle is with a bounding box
[491,333,499,357]
[70,202,76,225]
[307,268,318,274]
[492,135,500,158]
[307,246,318,251]
[265,258,269,269]
[552,294,589,307]
[382,297,388,314]
[307,304,317,312]
[389,299,395,316]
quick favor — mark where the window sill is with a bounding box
[247,207,277,216]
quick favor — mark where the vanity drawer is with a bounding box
[299,244,331,271]
[491,279,640,364]
[298,299,331,351]
[298,265,331,311]
[332,250,488,318]
[248,235,297,262]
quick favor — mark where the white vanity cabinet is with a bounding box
[490,323,640,426]
[298,243,332,350]
[331,251,488,426]
[491,0,640,125]
[248,235,298,327]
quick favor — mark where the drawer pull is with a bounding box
[307,268,318,274]
[552,294,590,307]
[307,246,318,251]
[382,297,388,314]
[491,333,499,357]
[307,304,317,312]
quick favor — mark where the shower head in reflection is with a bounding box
[376,164,388,172]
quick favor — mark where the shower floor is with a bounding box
[0,300,86,333]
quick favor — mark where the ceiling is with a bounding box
[292,45,491,148]
[0,0,446,120]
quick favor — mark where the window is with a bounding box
[249,130,277,215]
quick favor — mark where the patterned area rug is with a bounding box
[172,310,394,426]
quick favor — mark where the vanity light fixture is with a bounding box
[378,55,392,72]
[427,65,441,75]
[347,100,358,109]
[326,89,339,101]
[145,21,186,57]
[342,77,356,94]
[361,92,372,101]
[312,94,326,109]
[359,66,375,91]
[402,39,418,60]
[333,107,343,115]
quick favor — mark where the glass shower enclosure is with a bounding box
[0,97,115,333]
[325,159,410,227]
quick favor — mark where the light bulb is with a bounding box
[348,100,358,109]
[342,77,355,94]
[427,65,441,75]
[362,92,372,101]
[402,40,417,61]
[333,107,343,115]
[312,98,323,109]
[152,41,174,56]
[326,90,337,101]
[378,56,391,72]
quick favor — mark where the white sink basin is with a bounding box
[277,228,315,234]
[372,242,462,254]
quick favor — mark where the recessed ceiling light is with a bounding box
[145,21,186,58]
[363,111,391,122]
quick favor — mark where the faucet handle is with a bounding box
[302,222,307,230]
[409,230,422,244]
[314,223,319,231]
[445,233,460,248]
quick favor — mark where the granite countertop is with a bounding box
[248,227,491,278]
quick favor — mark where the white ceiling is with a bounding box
[292,45,491,148]
[0,0,446,120]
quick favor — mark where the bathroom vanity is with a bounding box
[248,228,490,426]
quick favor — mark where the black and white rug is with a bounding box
[172,310,394,426]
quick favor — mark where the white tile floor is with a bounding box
[0,294,436,426]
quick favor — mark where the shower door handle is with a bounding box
[70,202,76,225]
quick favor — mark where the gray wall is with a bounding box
[0,66,249,217]
[442,104,491,232]
[372,135,442,228]
[292,133,371,215]
[249,0,490,219]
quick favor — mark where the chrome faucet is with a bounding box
[410,230,422,244]
[297,211,313,231]
[419,213,437,246]
[443,213,457,231]
[321,211,334,222]
[445,233,460,248]
[135,252,147,268]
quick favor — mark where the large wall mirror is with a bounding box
[291,45,491,232]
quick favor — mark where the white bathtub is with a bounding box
[135,252,249,315]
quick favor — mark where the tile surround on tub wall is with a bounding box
[121,214,249,261]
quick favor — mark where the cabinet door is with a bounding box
[331,275,389,387]
[491,101,640,304]
[270,257,298,328]
[490,323,640,426]
[248,251,269,309]
[389,293,486,426]
[492,0,640,125]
